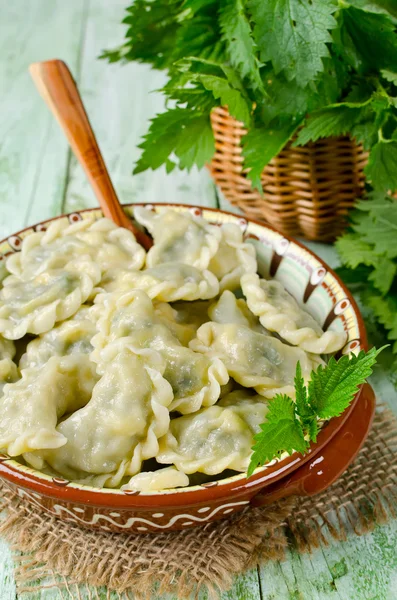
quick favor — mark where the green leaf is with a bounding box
[249,0,337,87]
[133,108,214,174]
[174,57,252,125]
[351,201,397,259]
[341,7,397,72]
[118,0,183,70]
[173,15,226,64]
[247,349,383,476]
[368,257,397,295]
[360,287,397,349]
[219,0,265,94]
[294,362,309,419]
[335,233,381,269]
[295,105,364,146]
[175,114,215,169]
[308,348,382,420]
[242,120,300,190]
[381,70,397,85]
[247,414,307,477]
[365,139,397,194]
[199,74,251,125]
[265,394,297,424]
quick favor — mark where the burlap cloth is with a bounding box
[1,404,397,600]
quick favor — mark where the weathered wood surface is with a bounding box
[0,1,396,599]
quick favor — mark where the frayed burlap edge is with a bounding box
[1,405,397,599]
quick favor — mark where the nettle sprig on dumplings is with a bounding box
[247,347,384,477]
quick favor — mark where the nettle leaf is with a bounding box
[200,74,251,124]
[249,0,337,87]
[219,0,265,94]
[308,348,381,420]
[335,233,381,269]
[242,120,300,190]
[368,258,397,295]
[381,70,397,85]
[342,6,397,72]
[173,15,226,64]
[295,105,365,146]
[247,410,307,476]
[352,207,397,259]
[346,0,397,23]
[175,57,252,125]
[247,350,382,476]
[360,287,397,350]
[134,108,214,174]
[365,139,397,194]
[175,114,215,169]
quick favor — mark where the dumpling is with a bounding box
[241,273,346,354]
[154,300,210,345]
[208,290,265,332]
[207,223,257,291]
[6,217,145,278]
[19,306,96,369]
[121,466,189,492]
[0,354,97,456]
[134,206,221,270]
[0,335,15,361]
[0,257,101,339]
[190,322,318,398]
[42,348,173,481]
[96,262,219,302]
[0,336,19,395]
[92,290,228,414]
[157,394,269,475]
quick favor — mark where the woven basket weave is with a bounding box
[209,107,369,241]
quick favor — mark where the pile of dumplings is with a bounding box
[0,208,346,492]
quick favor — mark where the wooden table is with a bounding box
[1,2,397,598]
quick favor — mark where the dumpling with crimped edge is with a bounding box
[207,223,257,291]
[96,262,219,302]
[0,336,19,395]
[157,393,269,475]
[91,290,229,414]
[208,290,266,333]
[189,322,319,399]
[40,347,174,483]
[0,256,101,340]
[241,273,346,354]
[134,206,221,270]
[0,354,98,456]
[121,466,189,492]
[154,300,211,346]
[19,305,97,369]
[6,217,145,279]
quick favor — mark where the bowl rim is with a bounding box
[0,203,367,507]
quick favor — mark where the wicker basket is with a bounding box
[209,107,369,241]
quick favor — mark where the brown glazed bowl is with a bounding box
[0,204,374,533]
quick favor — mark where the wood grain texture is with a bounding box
[62,0,218,214]
[29,59,145,236]
[0,0,88,241]
[1,1,397,600]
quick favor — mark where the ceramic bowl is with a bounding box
[0,204,374,533]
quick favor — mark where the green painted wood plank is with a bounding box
[63,0,217,215]
[0,539,16,600]
[0,0,88,240]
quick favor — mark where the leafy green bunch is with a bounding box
[103,0,397,191]
[336,193,397,372]
[248,347,381,476]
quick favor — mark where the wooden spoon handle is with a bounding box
[29,59,152,249]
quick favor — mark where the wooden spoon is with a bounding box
[29,59,153,250]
